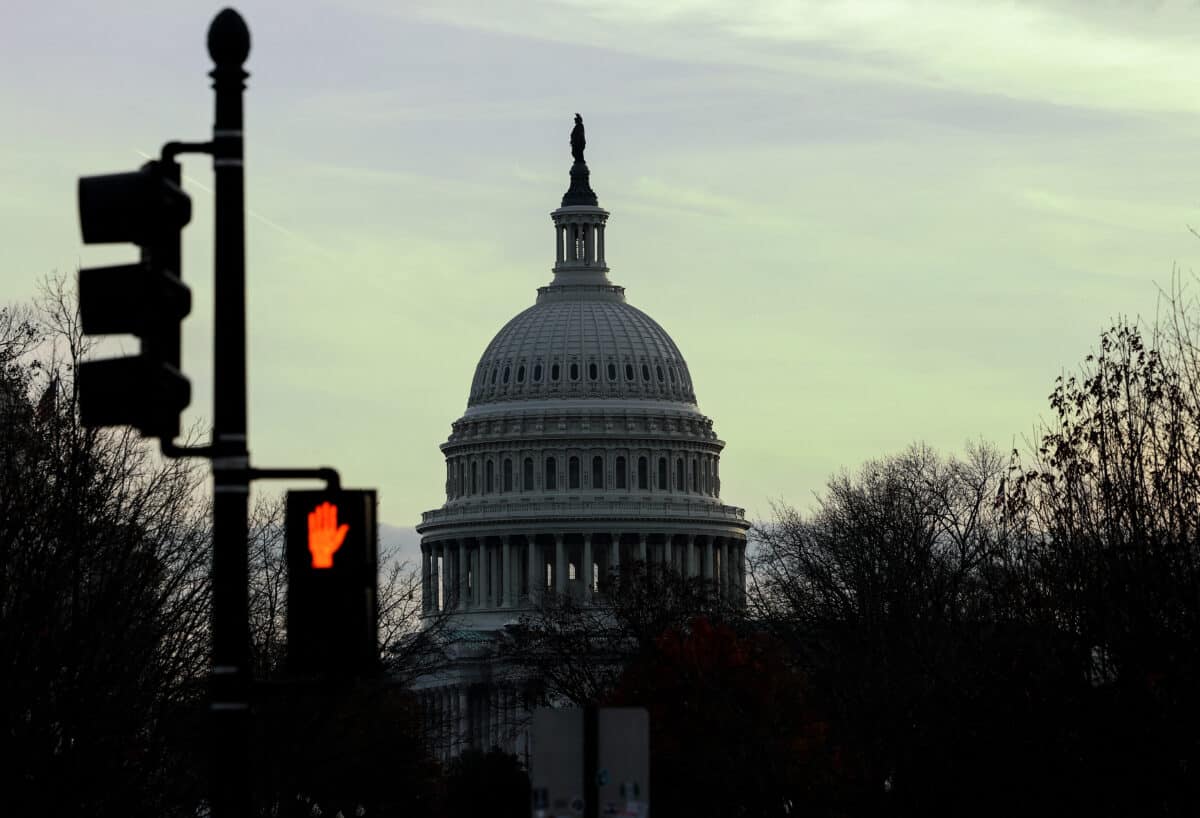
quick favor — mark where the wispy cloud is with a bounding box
[402,0,1200,113]
[136,149,340,263]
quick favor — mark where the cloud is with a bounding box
[402,0,1200,113]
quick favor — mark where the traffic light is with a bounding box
[286,490,379,677]
[77,159,192,439]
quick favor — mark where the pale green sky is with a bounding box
[4,0,1199,554]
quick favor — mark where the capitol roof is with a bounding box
[466,120,699,411]
[467,293,697,408]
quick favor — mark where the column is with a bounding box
[458,686,469,756]
[609,533,621,584]
[503,536,515,607]
[555,534,567,596]
[492,547,501,606]
[458,540,470,610]
[705,536,716,584]
[436,542,446,612]
[737,539,747,608]
[584,222,594,265]
[685,535,696,578]
[527,534,538,602]
[436,688,446,759]
[597,223,605,265]
[420,543,429,612]
[556,224,565,264]
[583,534,593,603]
[721,539,731,599]
[443,541,454,610]
[638,533,647,565]
[432,542,441,604]
[479,539,490,608]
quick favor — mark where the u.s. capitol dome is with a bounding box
[413,118,748,759]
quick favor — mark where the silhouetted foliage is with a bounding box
[253,679,441,818]
[607,616,840,818]
[0,285,211,817]
[749,280,1200,816]
[443,748,529,818]
[750,443,1052,817]
[1,282,446,816]
[502,562,731,706]
[1002,297,1200,815]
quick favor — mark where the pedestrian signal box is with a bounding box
[285,490,378,676]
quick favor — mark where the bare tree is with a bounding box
[1,279,212,818]
[501,562,734,706]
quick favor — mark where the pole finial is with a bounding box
[207,8,251,68]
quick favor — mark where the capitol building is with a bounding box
[413,118,749,761]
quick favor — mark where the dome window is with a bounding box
[641,364,651,382]
[533,364,543,382]
[657,457,667,490]
[637,457,648,490]
[523,458,534,491]
[588,362,598,381]
[516,365,526,383]
[692,458,698,492]
[656,365,664,383]
[486,460,495,493]
[570,363,579,381]
[551,363,561,382]
[669,366,677,383]
[569,456,580,489]
[675,458,684,491]
[502,366,510,384]
[490,368,498,385]
[592,456,604,489]
[607,363,617,381]
[625,364,635,382]
[503,458,513,492]
[545,457,557,491]
[616,456,627,489]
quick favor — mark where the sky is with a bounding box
[4,0,1200,560]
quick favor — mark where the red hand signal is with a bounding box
[307,501,349,568]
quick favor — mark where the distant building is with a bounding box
[413,121,749,762]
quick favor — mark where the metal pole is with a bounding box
[207,9,251,818]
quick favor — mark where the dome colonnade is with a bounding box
[419,530,747,612]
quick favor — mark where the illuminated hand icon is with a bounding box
[307,501,349,569]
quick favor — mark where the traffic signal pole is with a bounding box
[207,10,253,818]
[79,11,367,815]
